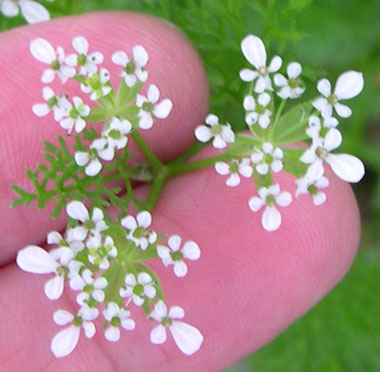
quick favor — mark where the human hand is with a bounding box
[0,12,360,372]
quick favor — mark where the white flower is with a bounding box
[51,305,98,358]
[157,235,200,277]
[75,147,103,177]
[215,158,253,187]
[248,184,292,231]
[91,117,132,161]
[121,211,157,250]
[306,115,338,139]
[16,245,74,300]
[66,201,108,241]
[87,235,117,270]
[300,128,365,183]
[150,301,203,355]
[32,87,71,121]
[243,93,271,128]
[70,269,108,305]
[239,34,282,93]
[313,70,364,118]
[194,114,235,149]
[59,97,90,134]
[136,84,172,129]
[65,36,104,76]
[30,38,76,83]
[103,302,135,342]
[274,62,305,99]
[112,45,149,87]
[81,68,112,101]
[296,175,329,206]
[251,142,284,175]
[1,0,51,24]
[47,230,84,254]
[119,272,156,306]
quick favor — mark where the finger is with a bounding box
[0,147,360,371]
[0,11,208,265]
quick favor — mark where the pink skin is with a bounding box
[0,12,360,372]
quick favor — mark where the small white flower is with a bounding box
[66,201,108,241]
[70,269,108,305]
[274,62,305,99]
[296,175,329,206]
[60,96,90,134]
[150,301,203,355]
[157,235,200,277]
[313,70,364,118]
[239,34,282,93]
[30,38,76,83]
[87,235,117,270]
[81,68,112,101]
[32,87,71,121]
[51,305,98,358]
[121,211,157,250]
[195,114,235,149]
[136,84,172,129]
[251,142,284,175]
[300,128,365,183]
[243,93,271,128]
[65,36,104,76]
[248,184,292,231]
[75,147,103,177]
[1,0,51,24]
[91,117,132,161]
[215,158,252,187]
[112,45,149,87]
[47,230,84,254]
[119,272,156,306]
[103,302,135,342]
[306,115,339,139]
[16,245,74,300]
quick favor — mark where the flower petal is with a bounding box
[45,275,64,300]
[262,206,281,231]
[241,34,266,69]
[1,0,19,17]
[326,153,365,183]
[66,201,89,222]
[30,38,55,64]
[150,325,167,344]
[105,326,120,342]
[51,326,80,358]
[287,62,302,78]
[268,55,282,73]
[112,51,128,66]
[334,71,364,100]
[317,78,331,97]
[72,36,89,55]
[182,241,200,260]
[174,261,188,277]
[137,211,152,228]
[16,245,58,273]
[195,125,212,142]
[239,69,258,82]
[53,310,74,326]
[133,45,148,66]
[170,321,204,356]
[153,99,172,119]
[248,196,264,212]
[334,103,352,118]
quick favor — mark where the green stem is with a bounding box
[270,99,287,139]
[146,172,167,211]
[130,131,163,173]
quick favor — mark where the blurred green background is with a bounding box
[1,0,380,370]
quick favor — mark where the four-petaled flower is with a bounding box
[81,68,112,100]
[51,306,98,358]
[157,235,200,277]
[119,272,156,306]
[112,45,149,87]
[313,70,364,118]
[103,302,135,342]
[274,62,305,99]
[240,34,282,93]
[296,174,329,206]
[150,301,203,355]
[32,87,71,121]
[195,114,235,149]
[215,158,253,187]
[248,184,292,231]
[243,93,272,128]
[251,142,284,175]
[60,96,90,134]
[87,235,117,270]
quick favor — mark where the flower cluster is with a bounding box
[17,203,202,357]
[0,0,53,24]
[195,34,365,231]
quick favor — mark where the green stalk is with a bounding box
[270,98,286,139]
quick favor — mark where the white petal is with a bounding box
[138,113,153,130]
[254,76,267,93]
[53,310,74,326]
[47,231,63,245]
[153,300,168,318]
[334,71,364,100]
[86,159,102,176]
[262,206,281,231]
[256,163,269,175]
[133,45,149,66]
[144,285,156,299]
[215,162,230,176]
[82,322,96,338]
[16,246,58,273]
[32,103,51,117]
[326,153,365,183]
[241,34,266,69]
[268,55,282,73]
[317,78,331,97]
[72,36,89,55]
[168,235,182,252]
[306,160,325,180]
[174,261,188,277]
[275,191,292,207]
[258,92,271,106]
[41,69,55,83]
[239,163,253,178]
[137,211,152,229]
[271,160,283,173]
[239,69,258,82]
[112,51,128,66]
[168,306,185,319]
[105,326,120,342]
[300,148,317,164]
[170,321,204,356]
[30,38,55,63]
[248,196,264,212]
[195,126,212,142]
[74,152,89,166]
[287,62,302,78]
[324,128,342,152]
[313,192,326,206]
[45,276,64,300]
[150,325,167,344]
[121,318,135,331]
[121,216,137,230]
[20,0,49,23]
[182,241,200,260]
[153,99,172,119]
[51,326,80,358]
[274,73,287,87]
[313,97,328,112]
[1,1,19,17]
[221,126,235,144]
[334,103,352,118]
[226,174,241,187]
[69,276,85,291]
[205,114,219,125]
[258,114,270,129]
[66,201,89,222]
[147,84,160,103]
[243,95,255,111]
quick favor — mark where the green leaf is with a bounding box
[86,107,110,122]
[272,101,313,145]
[253,169,272,190]
[116,81,143,106]
[282,148,308,178]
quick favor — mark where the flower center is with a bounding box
[161,317,172,327]
[266,194,276,207]
[73,316,83,327]
[133,227,147,239]
[316,147,328,159]
[83,284,94,294]
[133,284,144,296]
[258,66,267,76]
[288,78,299,89]
[50,60,60,71]
[327,93,337,105]
[47,96,58,108]
[84,220,95,230]
[111,316,121,327]
[69,108,79,119]
[264,154,274,164]
[229,161,239,174]
[142,102,154,113]
[108,129,122,140]
[78,54,87,66]
[125,61,136,75]
[171,251,183,261]
[210,124,223,135]
[307,184,318,195]
[256,104,265,114]
[56,266,68,277]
